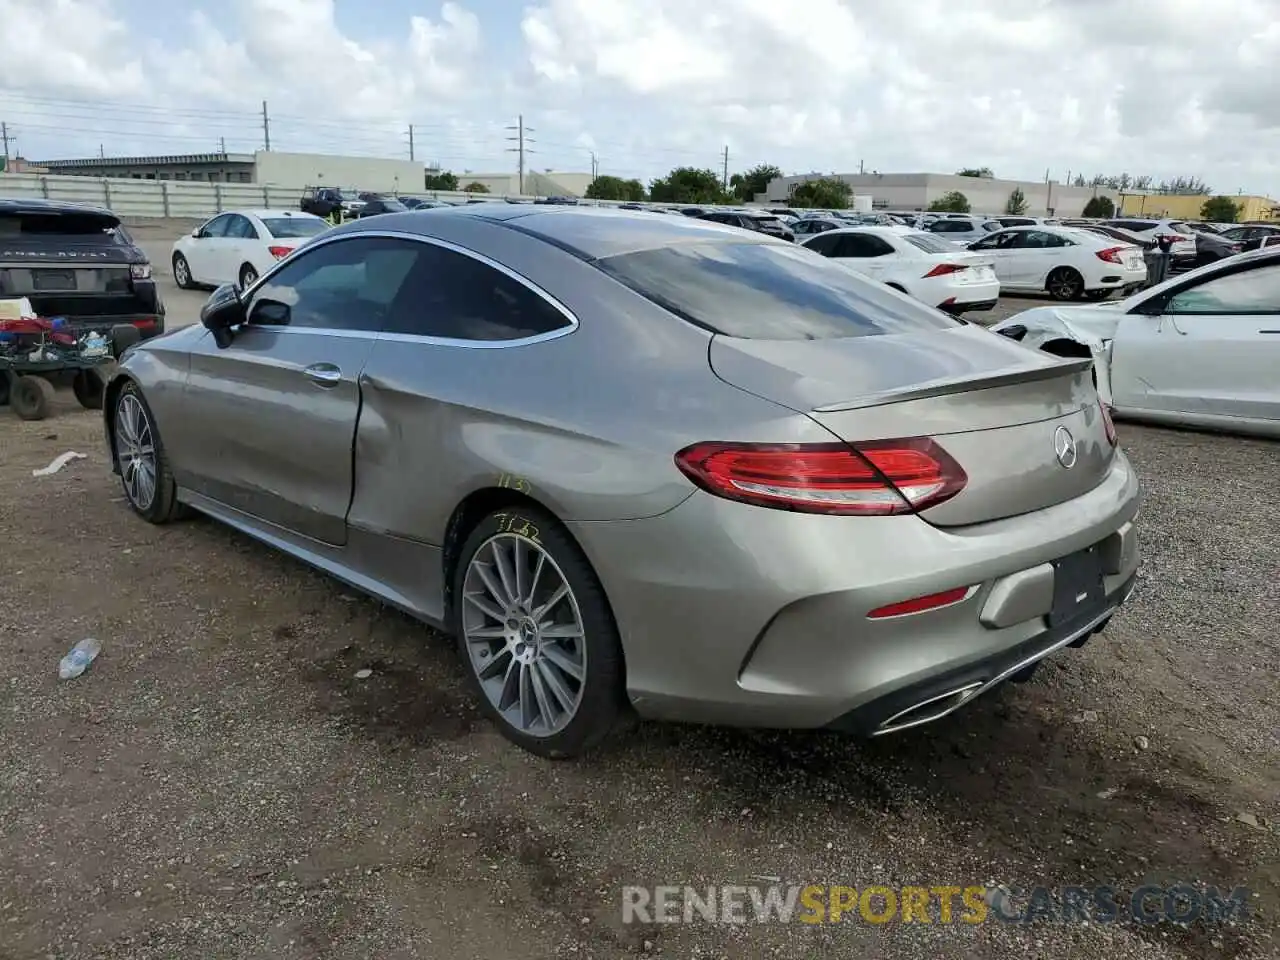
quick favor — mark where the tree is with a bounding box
[584,175,646,202]
[1201,195,1242,223]
[462,182,490,194]
[957,167,994,179]
[1005,188,1029,215]
[423,170,458,191]
[1082,196,1115,218]
[791,177,853,209]
[648,167,726,204]
[729,163,783,202]
[928,191,970,213]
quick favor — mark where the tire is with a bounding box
[112,381,185,523]
[72,368,106,409]
[172,253,194,290]
[451,506,626,759]
[0,372,9,407]
[11,375,55,420]
[238,263,258,290]
[1046,267,1084,301]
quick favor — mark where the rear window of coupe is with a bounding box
[594,241,959,340]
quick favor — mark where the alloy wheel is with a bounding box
[173,257,189,287]
[115,392,157,510]
[461,533,587,737]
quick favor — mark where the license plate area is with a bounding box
[1049,545,1107,627]
[33,269,77,291]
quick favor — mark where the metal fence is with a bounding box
[0,172,545,219]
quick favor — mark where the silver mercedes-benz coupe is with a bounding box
[105,206,1140,757]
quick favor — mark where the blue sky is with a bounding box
[2,0,1279,195]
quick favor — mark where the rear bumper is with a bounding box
[828,573,1134,735]
[1092,267,1147,289]
[568,450,1141,732]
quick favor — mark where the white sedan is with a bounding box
[171,210,330,290]
[966,225,1147,300]
[801,226,1000,314]
[991,246,1280,438]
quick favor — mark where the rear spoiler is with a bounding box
[811,357,1094,413]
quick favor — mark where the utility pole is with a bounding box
[99,144,105,159]
[505,114,534,195]
[0,122,13,164]
[220,136,227,154]
[589,150,598,179]
[859,159,865,175]
[261,100,271,151]
[407,124,415,161]
[722,145,729,191]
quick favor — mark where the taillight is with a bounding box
[1100,401,1117,446]
[923,263,966,278]
[268,245,293,259]
[1095,247,1125,264]
[673,439,967,516]
[130,263,152,280]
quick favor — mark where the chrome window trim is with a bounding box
[240,228,579,349]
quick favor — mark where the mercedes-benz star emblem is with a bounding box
[1054,425,1078,469]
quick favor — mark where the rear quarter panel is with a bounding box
[347,221,836,543]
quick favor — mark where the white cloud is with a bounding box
[1,0,1279,195]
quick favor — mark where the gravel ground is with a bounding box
[0,383,1276,959]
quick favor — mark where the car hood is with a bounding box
[990,303,1125,348]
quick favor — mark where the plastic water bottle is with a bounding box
[59,638,102,680]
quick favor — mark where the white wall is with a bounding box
[252,151,424,193]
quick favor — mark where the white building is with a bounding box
[766,172,1120,217]
[452,170,595,198]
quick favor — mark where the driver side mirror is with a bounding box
[191,228,202,238]
[200,283,247,348]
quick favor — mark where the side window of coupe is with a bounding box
[247,237,421,332]
[381,242,574,342]
[1165,264,1280,315]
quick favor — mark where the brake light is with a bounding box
[129,263,152,280]
[268,245,293,260]
[1095,247,1125,264]
[673,439,967,515]
[923,263,967,278]
[1100,401,1117,446]
[868,586,974,619]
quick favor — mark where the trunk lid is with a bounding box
[709,325,1113,527]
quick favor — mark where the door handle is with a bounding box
[302,363,342,387]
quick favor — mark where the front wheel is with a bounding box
[452,506,626,758]
[112,382,185,523]
[172,253,194,290]
[1046,268,1084,301]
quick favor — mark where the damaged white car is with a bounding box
[991,247,1280,439]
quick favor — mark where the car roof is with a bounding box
[0,197,116,218]
[238,209,324,219]
[807,225,904,237]
[333,205,783,260]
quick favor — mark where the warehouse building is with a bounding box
[35,150,424,194]
[765,171,1120,218]
[451,170,594,198]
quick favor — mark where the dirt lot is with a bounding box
[0,379,1276,959]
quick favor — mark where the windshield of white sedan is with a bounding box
[596,242,960,339]
[262,217,328,238]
